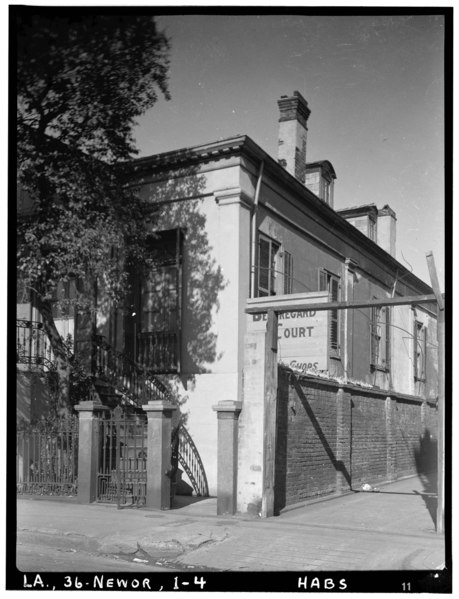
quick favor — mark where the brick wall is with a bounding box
[275,368,438,511]
[350,392,388,486]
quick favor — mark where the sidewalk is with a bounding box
[16,474,446,572]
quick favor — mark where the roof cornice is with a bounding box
[126,135,433,295]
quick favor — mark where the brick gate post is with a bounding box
[143,401,177,510]
[75,399,109,503]
[212,400,242,515]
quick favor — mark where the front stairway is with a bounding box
[89,335,209,498]
[90,334,173,409]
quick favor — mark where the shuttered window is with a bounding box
[371,305,390,370]
[318,269,340,353]
[414,320,426,381]
[284,251,293,294]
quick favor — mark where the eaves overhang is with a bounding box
[126,135,433,296]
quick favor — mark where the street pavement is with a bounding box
[16,474,446,575]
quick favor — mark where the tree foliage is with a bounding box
[16,9,170,410]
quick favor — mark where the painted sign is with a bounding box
[247,294,328,372]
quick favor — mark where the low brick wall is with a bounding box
[275,368,437,512]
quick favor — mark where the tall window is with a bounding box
[257,234,280,297]
[370,305,390,370]
[414,320,426,381]
[283,251,293,294]
[318,269,340,352]
[135,229,183,373]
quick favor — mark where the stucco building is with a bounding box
[17,91,438,500]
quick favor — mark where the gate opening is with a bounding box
[97,406,148,508]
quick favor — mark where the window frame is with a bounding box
[370,303,390,372]
[134,228,184,374]
[257,233,280,297]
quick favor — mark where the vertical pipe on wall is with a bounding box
[250,161,264,298]
[261,308,278,518]
[343,263,349,382]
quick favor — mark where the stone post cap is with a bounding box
[212,400,243,413]
[142,400,177,413]
[75,400,109,413]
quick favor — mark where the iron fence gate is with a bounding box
[16,416,79,496]
[97,407,148,508]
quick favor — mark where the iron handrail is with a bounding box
[175,422,209,497]
[93,335,173,407]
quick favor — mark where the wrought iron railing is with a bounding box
[174,422,209,497]
[16,319,55,370]
[137,331,178,374]
[16,416,79,496]
[93,335,173,407]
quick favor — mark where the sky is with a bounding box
[133,12,446,287]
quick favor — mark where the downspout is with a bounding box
[343,263,349,383]
[250,160,265,298]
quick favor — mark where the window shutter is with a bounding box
[329,277,339,350]
[284,251,293,294]
[370,306,378,365]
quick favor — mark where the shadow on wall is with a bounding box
[274,369,351,515]
[413,428,438,525]
[132,159,227,391]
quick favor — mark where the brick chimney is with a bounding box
[377,204,397,257]
[277,91,311,184]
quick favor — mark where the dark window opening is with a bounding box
[133,229,183,374]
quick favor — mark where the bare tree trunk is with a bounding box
[35,294,73,415]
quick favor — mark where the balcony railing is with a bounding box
[137,331,178,374]
[17,320,175,408]
[16,320,55,371]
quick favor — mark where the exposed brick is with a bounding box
[274,371,438,511]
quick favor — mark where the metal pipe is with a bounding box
[343,264,349,383]
[245,293,440,314]
[250,160,265,298]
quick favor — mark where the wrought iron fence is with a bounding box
[97,407,148,508]
[16,319,55,370]
[16,416,78,496]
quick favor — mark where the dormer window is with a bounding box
[305,160,336,208]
